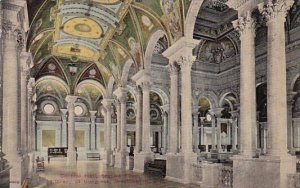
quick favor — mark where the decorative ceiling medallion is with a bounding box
[63,18,103,39]
[47,63,57,71]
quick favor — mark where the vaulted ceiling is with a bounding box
[27,0,192,92]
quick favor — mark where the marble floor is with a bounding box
[31,160,199,188]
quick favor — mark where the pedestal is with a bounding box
[9,156,28,188]
[232,155,296,188]
[200,162,222,188]
[114,152,127,169]
[165,153,197,184]
[133,152,153,173]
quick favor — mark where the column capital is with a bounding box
[60,109,68,118]
[177,55,195,72]
[160,104,170,114]
[134,85,142,96]
[113,87,127,104]
[102,99,113,112]
[1,19,25,48]
[21,52,33,75]
[258,0,294,24]
[209,108,223,118]
[65,95,77,108]
[232,11,256,36]
[168,62,179,75]
[90,111,97,120]
[230,110,239,120]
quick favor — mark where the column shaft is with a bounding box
[90,111,97,150]
[178,57,194,155]
[66,96,77,167]
[116,102,121,152]
[168,63,179,153]
[266,16,288,156]
[2,29,19,160]
[233,13,256,156]
[142,83,151,152]
[135,89,142,153]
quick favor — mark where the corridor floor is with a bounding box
[33,160,199,188]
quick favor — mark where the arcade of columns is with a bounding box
[0,0,299,188]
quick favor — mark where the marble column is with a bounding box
[287,92,297,153]
[162,112,168,153]
[60,109,68,147]
[259,0,294,157]
[27,78,35,152]
[178,55,196,183]
[168,62,179,154]
[192,107,199,152]
[2,19,23,161]
[20,54,30,154]
[232,11,257,157]
[89,111,97,150]
[135,87,142,153]
[209,108,223,152]
[102,99,113,166]
[178,56,194,156]
[2,17,25,188]
[230,111,239,151]
[116,101,121,152]
[200,117,205,146]
[210,114,216,150]
[65,95,77,167]
[115,88,127,169]
[141,82,151,153]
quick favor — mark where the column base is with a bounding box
[133,152,153,173]
[114,151,127,169]
[232,154,296,188]
[8,156,29,188]
[104,150,113,166]
[126,156,134,171]
[67,151,77,168]
[165,153,197,184]
[199,161,223,188]
[27,152,35,178]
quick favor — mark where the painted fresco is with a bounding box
[42,130,56,147]
[75,131,85,148]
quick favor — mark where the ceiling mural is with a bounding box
[27,0,193,100]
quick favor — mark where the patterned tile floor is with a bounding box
[33,160,200,188]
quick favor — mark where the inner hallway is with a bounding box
[29,161,198,188]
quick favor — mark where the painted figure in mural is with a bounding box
[161,0,180,38]
[128,37,141,65]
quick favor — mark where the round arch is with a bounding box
[151,87,169,105]
[184,0,204,38]
[75,79,107,98]
[144,29,167,73]
[120,58,135,87]
[197,91,219,109]
[35,75,70,94]
[219,91,239,108]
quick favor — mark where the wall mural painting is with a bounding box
[128,37,141,65]
[42,130,56,147]
[196,38,236,64]
[75,130,85,147]
[161,0,181,40]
